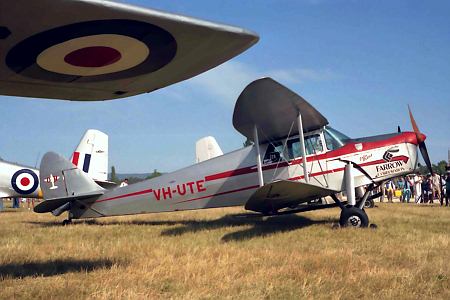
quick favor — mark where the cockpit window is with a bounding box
[324,126,351,150]
[288,134,323,157]
[263,134,324,164]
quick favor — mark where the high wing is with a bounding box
[233,78,328,143]
[245,180,337,213]
[0,0,258,101]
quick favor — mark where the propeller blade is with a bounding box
[419,142,433,175]
[408,105,424,143]
[408,105,433,175]
[397,125,401,133]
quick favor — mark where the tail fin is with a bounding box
[70,129,108,182]
[40,152,104,201]
[195,136,223,163]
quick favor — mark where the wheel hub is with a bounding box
[347,215,362,227]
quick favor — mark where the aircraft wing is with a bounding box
[245,180,337,213]
[0,0,258,101]
[233,78,328,143]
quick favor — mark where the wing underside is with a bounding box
[245,180,337,213]
[0,0,258,100]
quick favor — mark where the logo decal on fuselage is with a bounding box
[382,146,400,162]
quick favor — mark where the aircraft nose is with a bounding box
[417,132,426,144]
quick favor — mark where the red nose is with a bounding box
[417,133,426,144]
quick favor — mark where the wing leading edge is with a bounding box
[0,0,259,101]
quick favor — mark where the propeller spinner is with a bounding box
[408,105,433,175]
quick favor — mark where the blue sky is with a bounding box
[1,0,449,172]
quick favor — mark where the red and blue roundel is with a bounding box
[11,169,39,195]
[6,19,177,82]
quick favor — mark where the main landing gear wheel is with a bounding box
[62,219,72,226]
[339,206,369,228]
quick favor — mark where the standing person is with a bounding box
[426,175,433,204]
[432,173,441,203]
[12,197,19,208]
[445,173,450,207]
[385,180,394,203]
[414,174,422,204]
[397,178,405,202]
[408,175,415,202]
[26,198,35,210]
[421,176,429,203]
[403,176,412,203]
[440,174,446,205]
[119,178,129,187]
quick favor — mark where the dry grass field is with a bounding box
[1,201,449,299]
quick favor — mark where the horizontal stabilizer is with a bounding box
[245,180,337,213]
[233,78,328,143]
[34,192,102,213]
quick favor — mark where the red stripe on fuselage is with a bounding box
[174,185,260,204]
[96,188,153,203]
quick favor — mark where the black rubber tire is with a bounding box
[339,206,369,228]
[364,198,375,209]
[62,219,72,226]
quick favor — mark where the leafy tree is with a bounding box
[146,169,162,180]
[110,166,119,183]
[417,160,449,175]
[127,177,145,184]
[434,160,448,175]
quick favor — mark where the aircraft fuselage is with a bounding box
[70,130,419,219]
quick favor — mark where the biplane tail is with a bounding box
[34,152,105,214]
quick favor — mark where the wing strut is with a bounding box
[297,113,309,183]
[253,126,264,187]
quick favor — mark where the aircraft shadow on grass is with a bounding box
[0,258,117,279]
[159,214,334,242]
[27,213,335,242]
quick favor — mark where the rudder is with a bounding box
[70,129,108,182]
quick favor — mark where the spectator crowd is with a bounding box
[380,172,450,206]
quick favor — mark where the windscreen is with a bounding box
[323,126,351,150]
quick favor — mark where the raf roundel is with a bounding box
[6,19,177,82]
[11,169,39,195]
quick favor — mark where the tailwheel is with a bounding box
[339,206,369,228]
[62,219,72,226]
